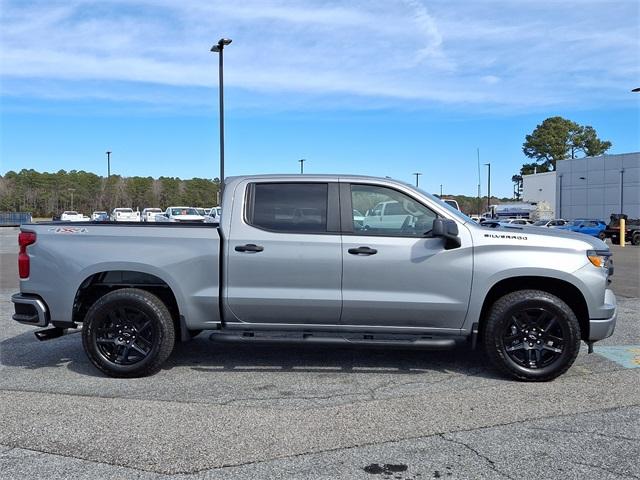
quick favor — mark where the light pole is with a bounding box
[477,148,481,216]
[68,188,75,210]
[485,163,491,215]
[299,159,306,174]
[440,184,443,197]
[413,172,422,188]
[210,38,232,197]
[106,151,111,179]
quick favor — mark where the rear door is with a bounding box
[340,182,473,329]
[225,181,342,325]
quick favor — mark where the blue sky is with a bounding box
[1,0,638,197]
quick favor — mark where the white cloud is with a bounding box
[0,0,638,111]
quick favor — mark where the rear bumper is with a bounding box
[11,293,49,327]
[588,288,617,341]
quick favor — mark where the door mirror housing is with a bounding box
[431,218,461,249]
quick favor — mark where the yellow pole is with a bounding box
[620,218,626,247]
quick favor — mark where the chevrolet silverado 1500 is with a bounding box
[12,175,617,380]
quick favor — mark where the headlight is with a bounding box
[587,249,611,269]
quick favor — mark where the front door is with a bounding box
[225,181,342,325]
[341,183,473,330]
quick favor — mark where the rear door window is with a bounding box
[249,183,328,233]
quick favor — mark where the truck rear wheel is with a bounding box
[81,288,175,378]
[483,290,580,381]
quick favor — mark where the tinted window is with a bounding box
[251,183,328,233]
[352,184,437,237]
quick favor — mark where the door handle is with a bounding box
[235,244,264,253]
[348,246,377,255]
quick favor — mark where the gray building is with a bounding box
[555,152,640,221]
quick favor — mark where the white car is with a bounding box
[363,201,414,230]
[110,208,140,222]
[141,208,163,222]
[532,219,568,228]
[164,206,205,223]
[442,198,460,211]
[501,218,533,225]
[60,211,84,222]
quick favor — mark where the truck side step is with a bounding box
[34,327,66,341]
[208,331,456,350]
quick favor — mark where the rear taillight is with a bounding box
[18,231,36,279]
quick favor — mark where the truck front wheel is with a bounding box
[483,290,580,381]
[82,288,176,378]
[632,232,640,246]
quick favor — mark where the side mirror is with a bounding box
[431,218,461,249]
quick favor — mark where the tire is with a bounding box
[632,232,640,246]
[482,290,580,381]
[82,288,175,378]
[598,231,606,240]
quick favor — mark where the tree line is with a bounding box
[0,169,220,217]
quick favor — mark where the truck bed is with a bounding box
[19,222,221,330]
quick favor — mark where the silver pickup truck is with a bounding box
[12,175,617,381]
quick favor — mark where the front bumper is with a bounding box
[11,293,49,327]
[588,288,617,341]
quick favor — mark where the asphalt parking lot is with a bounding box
[1,226,639,479]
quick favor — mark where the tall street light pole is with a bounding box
[440,184,443,197]
[69,188,75,210]
[299,159,306,174]
[106,151,111,179]
[485,163,491,215]
[413,172,422,188]
[211,38,232,197]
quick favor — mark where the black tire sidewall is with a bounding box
[484,290,580,381]
[82,289,175,377]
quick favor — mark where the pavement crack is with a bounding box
[529,426,639,443]
[438,434,516,480]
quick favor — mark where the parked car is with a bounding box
[91,211,108,221]
[141,208,163,222]
[164,206,205,222]
[532,219,568,228]
[604,214,640,245]
[93,212,109,222]
[558,219,607,239]
[441,198,460,211]
[206,206,222,218]
[110,208,140,222]
[363,200,419,231]
[12,174,616,381]
[353,209,365,227]
[501,219,533,225]
[60,211,84,222]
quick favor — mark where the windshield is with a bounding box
[171,208,199,216]
[571,220,582,226]
[117,208,133,213]
[403,183,474,223]
[64,211,78,215]
[533,220,547,226]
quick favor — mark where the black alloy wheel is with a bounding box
[483,290,581,381]
[82,288,175,377]
[94,306,155,365]
[501,307,566,370]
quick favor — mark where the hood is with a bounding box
[474,223,608,251]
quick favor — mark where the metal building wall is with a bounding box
[555,152,640,220]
